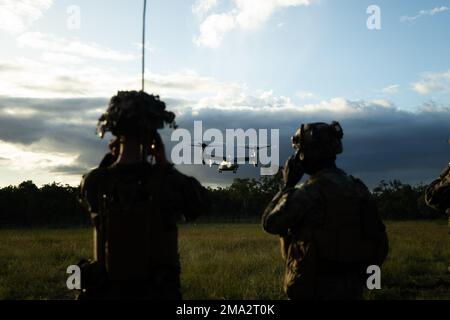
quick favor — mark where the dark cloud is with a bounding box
[0,96,448,189]
[0,96,107,118]
[0,62,21,72]
[50,164,92,175]
[0,113,46,144]
[0,96,110,175]
[169,102,449,188]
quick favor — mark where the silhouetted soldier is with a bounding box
[79,91,209,299]
[426,164,450,224]
[425,140,449,272]
[262,121,389,300]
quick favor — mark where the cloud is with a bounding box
[0,60,21,72]
[17,32,137,61]
[0,55,256,99]
[171,99,450,189]
[50,164,92,175]
[193,0,311,48]
[401,6,449,23]
[0,56,139,98]
[0,141,78,172]
[296,90,316,99]
[0,0,52,34]
[234,0,310,29]
[192,0,220,17]
[412,70,450,95]
[0,88,448,189]
[382,84,400,94]
[194,13,236,48]
[0,31,145,98]
[41,52,85,64]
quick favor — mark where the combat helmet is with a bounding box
[291,121,344,161]
[96,91,177,138]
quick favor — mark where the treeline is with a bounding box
[0,176,443,227]
[206,176,442,221]
[0,181,88,227]
[373,180,440,219]
[206,175,284,222]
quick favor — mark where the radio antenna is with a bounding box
[141,0,147,91]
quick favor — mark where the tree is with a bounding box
[0,175,444,227]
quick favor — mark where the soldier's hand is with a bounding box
[440,162,450,178]
[283,151,304,188]
[98,138,120,168]
[108,138,120,158]
[150,132,169,166]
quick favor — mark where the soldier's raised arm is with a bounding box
[425,163,450,211]
[145,128,209,222]
[262,153,320,235]
[79,168,106,222]
[262,184,320,235]
[164,166,210,222]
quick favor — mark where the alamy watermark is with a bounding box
[367,5,382,30]
[170,121,280,176]
[67,5,81,31]
[366,265,382,290]
[66,265,81,290]
[67,264,382,291]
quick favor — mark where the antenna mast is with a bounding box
[142,0,147,91]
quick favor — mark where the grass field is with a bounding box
[0,221,449,300]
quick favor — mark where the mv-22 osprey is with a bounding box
[191,142,271,174]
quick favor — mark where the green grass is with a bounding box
[0,221,449,300]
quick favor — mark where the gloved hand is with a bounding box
[283,150,304,189]
[108,138,120,157]
[98,138,120,168]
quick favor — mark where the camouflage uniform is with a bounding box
[263,122,388,300]
[425,163,450,232]
[77,91,208,299]
[79,161,208,300]
[263,167,388,300]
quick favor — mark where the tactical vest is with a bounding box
[96,165,179,283]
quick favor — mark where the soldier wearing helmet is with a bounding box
[262,121,389,300]
[78,91,209,300]
[425,140,450,272]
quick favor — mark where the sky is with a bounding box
[0,0,449,189]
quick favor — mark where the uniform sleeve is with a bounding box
[425,164,450,211]
[262,183,320,236]
[181,175,210,221]
[164,167,210,222]
[79,168,105,215]
[98,153,116,168]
